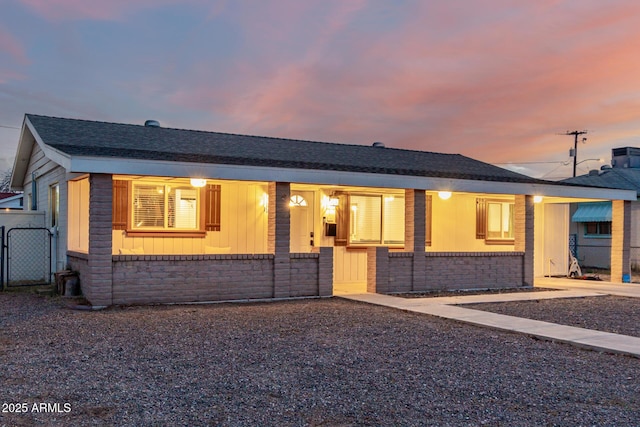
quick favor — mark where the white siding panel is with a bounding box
[430,193,514,252]
[333,247,366,284]
[68,178,89,252]
[114,181,268,255]
[22,143,67,271]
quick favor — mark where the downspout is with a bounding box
[31,172,37,210]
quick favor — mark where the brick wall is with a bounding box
[111,254,275,304]
[269,182,292,298]
[424,252,525,290]
[388,252,414,293]
[100,248,333,305]
[368,247,526,293]
[85,174,113,306]
[514,195,534,286]
[290,254,320,297]
[67,251,89,293]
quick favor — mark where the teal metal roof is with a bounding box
[572,202,612,223]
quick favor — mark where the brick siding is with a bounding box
[69,248,334,305]
[368,247,526,293]
[424,252,525,290]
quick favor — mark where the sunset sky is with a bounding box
[1,0,640,179]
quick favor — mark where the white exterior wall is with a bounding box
[430,192,514,252]
[22,143,67,271]
[112,180,269,255]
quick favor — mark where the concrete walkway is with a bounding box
[339,282,640,358]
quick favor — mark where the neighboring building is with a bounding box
[0,192,23,210]
[563,147,640,270]
[10,114,636,306]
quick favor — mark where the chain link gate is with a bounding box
[6,227,52,287]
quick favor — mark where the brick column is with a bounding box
[268,182,291,297]
[405,189,426,291]
[85,174,113,306]
[367,246,389,293]
[514,195,534,287]
[611,200,631,282]
[318,247,333,296]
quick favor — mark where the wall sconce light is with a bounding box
[438,191,452,200]
[533,195,543,203]
[190,178,207,188]
[329,197,339,206]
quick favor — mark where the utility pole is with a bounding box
[565,130,588,177]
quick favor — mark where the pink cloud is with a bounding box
[0,28,29,66]
[18,0,199,21]
[0,69,27,84]
[141,1,640,177]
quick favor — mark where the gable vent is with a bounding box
[144,120,160,127]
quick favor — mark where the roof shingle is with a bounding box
[27,114,549,184]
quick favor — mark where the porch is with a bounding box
[65,173,632,306]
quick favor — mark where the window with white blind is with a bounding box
[113,179,220,235]
[132,184,199,230]
[349,194,404,246]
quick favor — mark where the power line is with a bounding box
[494,160,566,165]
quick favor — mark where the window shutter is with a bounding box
[334,194,350,246]
[112,180,129,230]
[425,194,432,246]
[204,184,221,231]
[476,197,486,239]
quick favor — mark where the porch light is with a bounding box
[438,191,452,200]
[533,195,543,203]
[190,178,207,188]
[329,197,339,206]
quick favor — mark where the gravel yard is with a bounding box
[1,292,639,426]
[463,295,640,338]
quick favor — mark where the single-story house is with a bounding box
[10,114,637,306]
[563,147,640,270]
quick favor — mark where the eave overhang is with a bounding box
[67,155,638,202]
[10,116,72,189]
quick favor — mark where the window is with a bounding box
[50,184,59,227]
[476,198,515,244]
[112,179,221,235]
[347,194,404,246]
[133,184,198,230]
[584,222,611,237]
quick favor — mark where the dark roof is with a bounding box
[562,168,640,195]
[27,114,548,184]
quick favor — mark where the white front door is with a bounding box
[290,191,314,252]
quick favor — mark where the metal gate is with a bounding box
[5,227,52,287]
